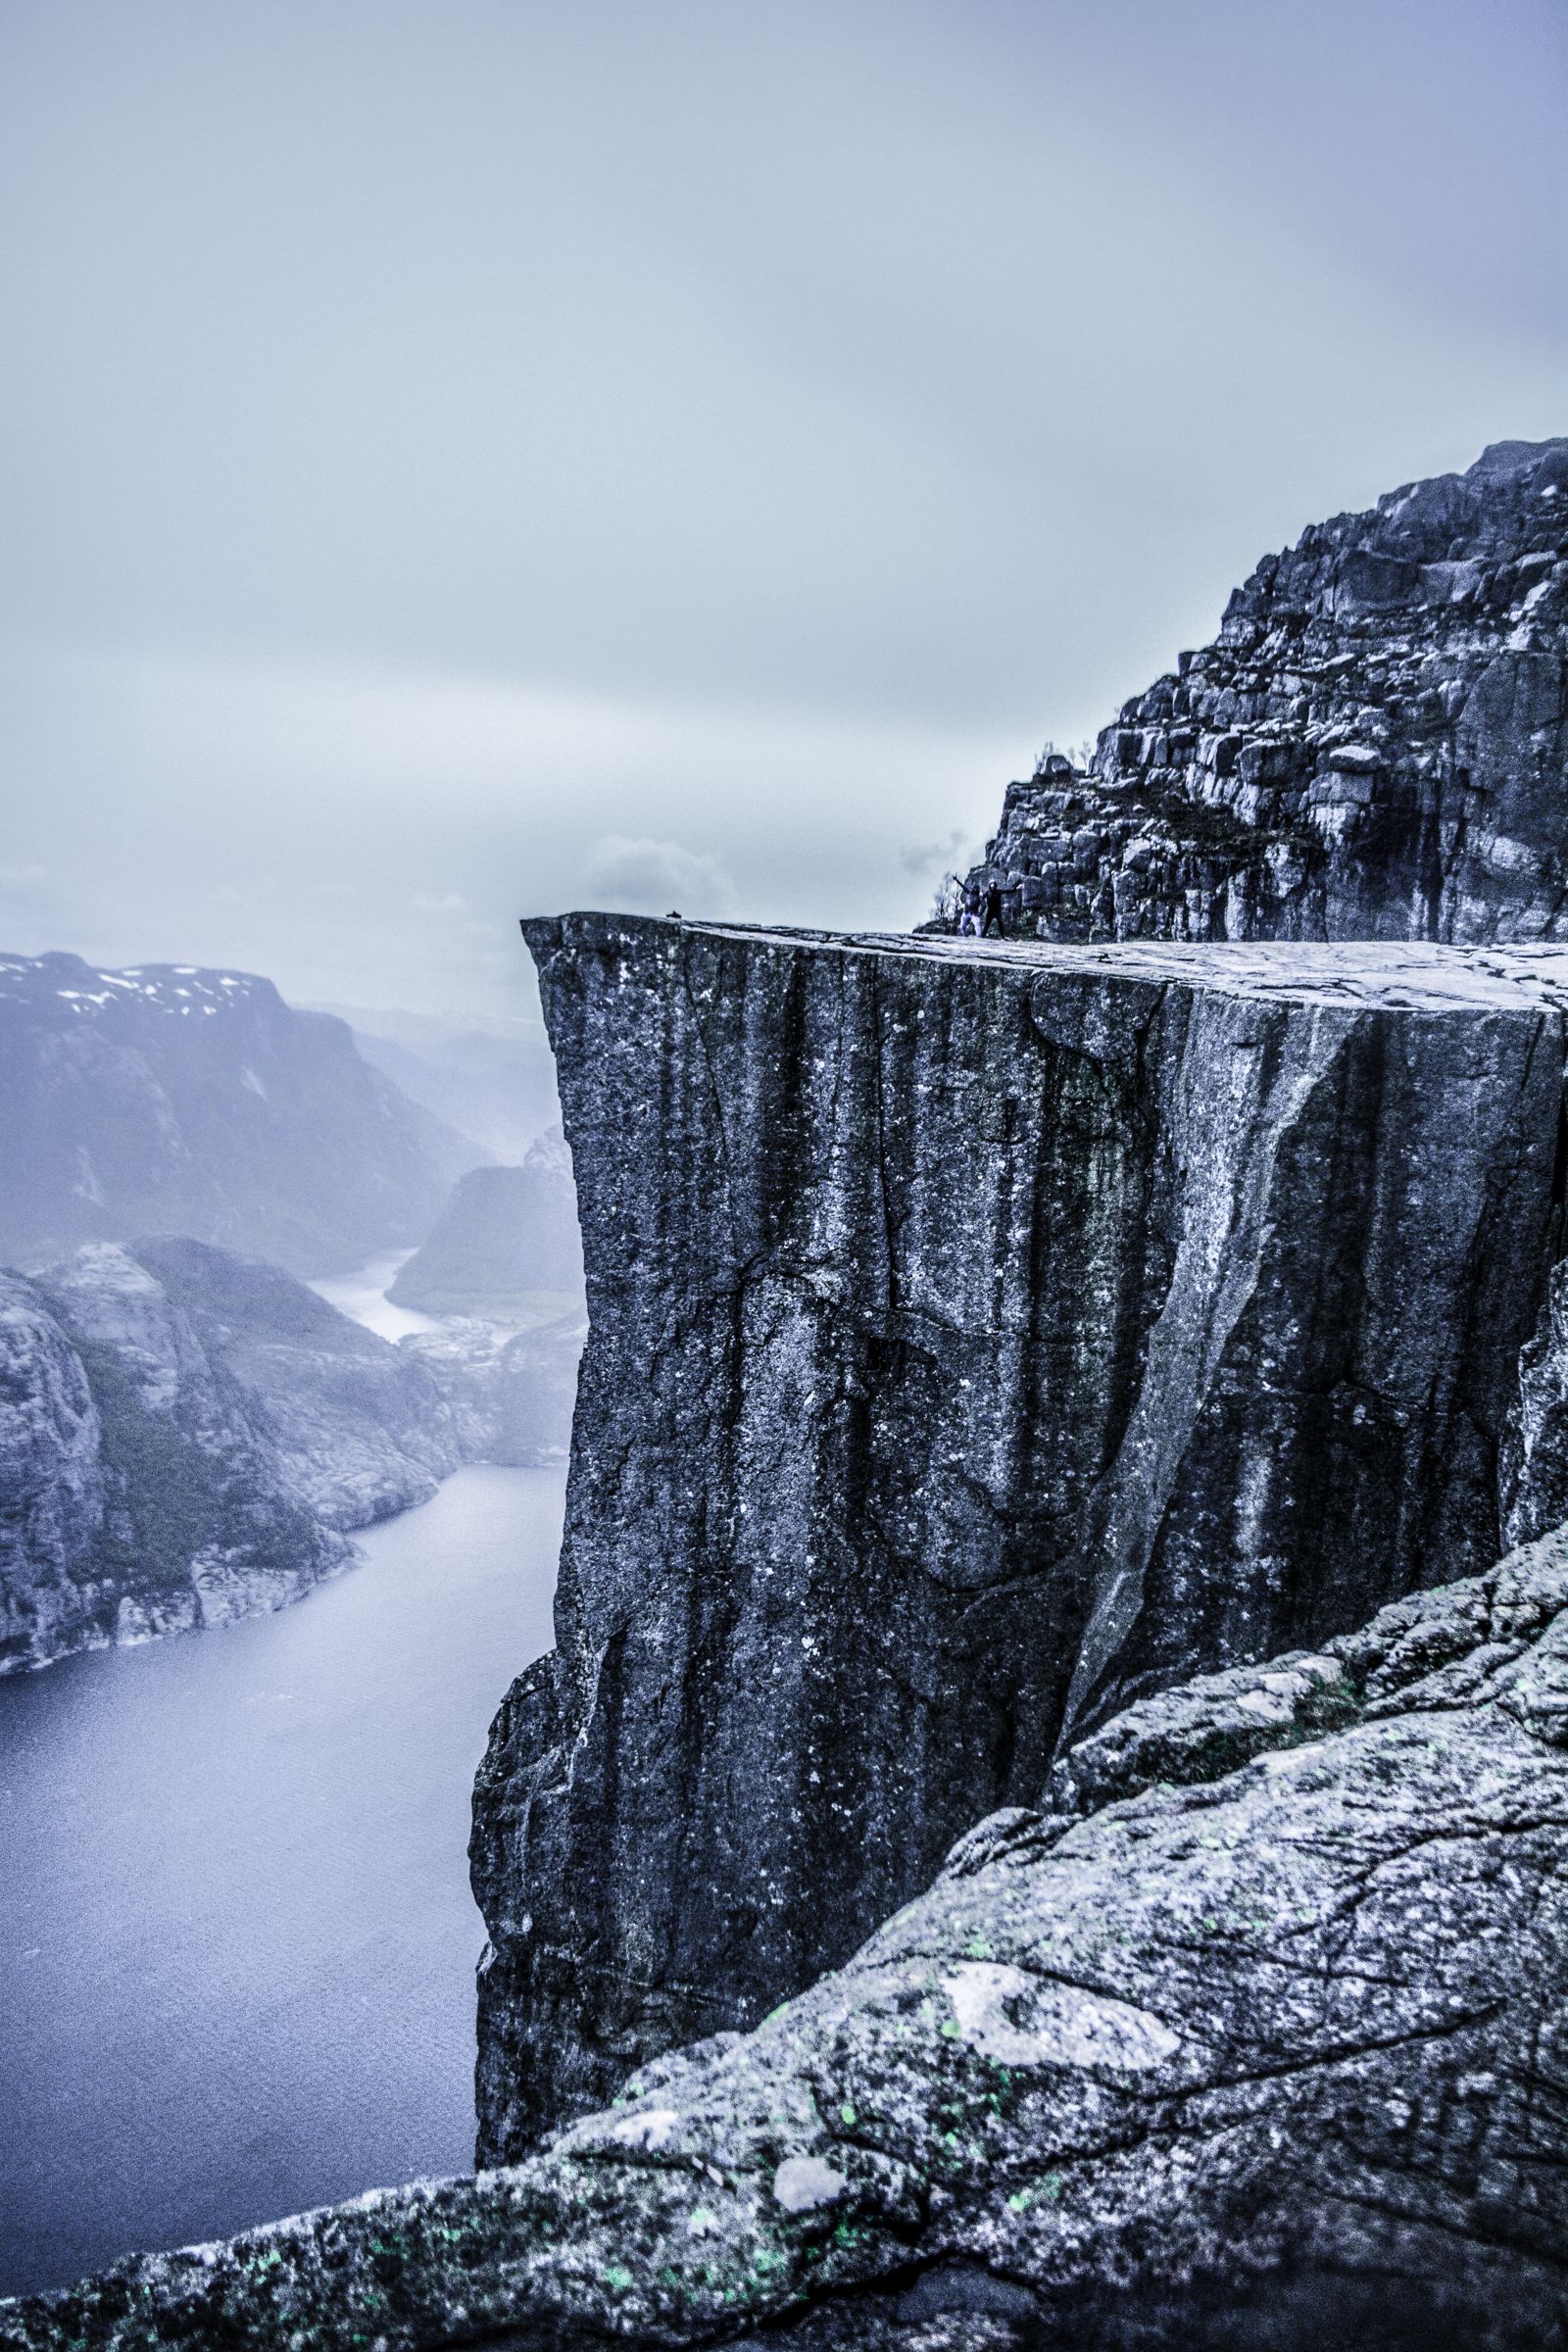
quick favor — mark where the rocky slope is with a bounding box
[0,1239,466,1672]
[390,1133,584,1318]
[473,912,1568,2158]
[0,954,466,1275]
[965,437,1568,945]
[403,1312,583,1468]
[10,1532,1567,2349]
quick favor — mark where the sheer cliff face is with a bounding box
[973,437,1568,946]
[473,913,1568,2158]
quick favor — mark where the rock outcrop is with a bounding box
[389,1133,584,1318]
[473,913,1568,2159]
[0,1240,467,1672]
[12,1535,1568,2349]
[965,438,1568,946]
[0,954,467,1276]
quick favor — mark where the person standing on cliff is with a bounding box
[981,879,1004,937]
[959,878,981,936]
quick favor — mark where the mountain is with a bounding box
[313,1003,562,1164]
[0,1239,467,1673]
[0,954,467,1276]
[963,436,1568,944]
[16,450,1568,2347]
[387,1133,584,1319]
[478,911,1568,2155]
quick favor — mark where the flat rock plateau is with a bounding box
[9,446,1568,2350]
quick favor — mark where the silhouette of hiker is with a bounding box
[981,880,1004,937]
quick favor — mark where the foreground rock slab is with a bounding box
[476,913,1568,2152]
[10,1535,1567,2349]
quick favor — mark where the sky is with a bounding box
[2,0,1565,1021]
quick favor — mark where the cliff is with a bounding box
[0,1240,466,1672]
[0,955,467,1275]
[967,437,1568,945]
[12,1534,1567,2349]
[473,912,1568,2158]
[389,1134,584,1318]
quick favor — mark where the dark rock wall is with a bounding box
[967,438,1568,946]
[472,913,1568,2158]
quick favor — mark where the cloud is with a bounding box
[413,892,470,913]
[900,829,977,878]
[583,835,736,916]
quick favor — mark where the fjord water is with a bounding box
[0,1462,564,2298]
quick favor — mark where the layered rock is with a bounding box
[12,1535,1568,2350]
[0,954,467,1275]
[966,438,1568,946]
[389,1133,584,1318]
[0,1239,466,1672]
[473,913,1568,2159]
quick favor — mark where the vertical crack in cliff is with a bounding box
[1060,996,1357,1740]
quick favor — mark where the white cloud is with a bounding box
[583,835,735,916]
[900,829,977,879]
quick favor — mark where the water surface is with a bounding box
[308,1247,440,1341]
[0,1464,563,2298]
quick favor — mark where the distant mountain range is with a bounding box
[0,1238,460,1672]
[0,1234,582,1673]
[310,1000,562,1165]
[389,1131,584,1319]
[0,954,476,1275]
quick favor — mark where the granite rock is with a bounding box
[962,439,1568,948]
[473,914,1568,2156]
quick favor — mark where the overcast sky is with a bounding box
[2,0,1565,1020]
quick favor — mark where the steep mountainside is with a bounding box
[473,912,1568,2157]
[0,955,465,1275]
[14,1535,1567,2350]
[968,438,1568,944]
[389,1133,584,1317]
[335,1012,561,1164]
[0,1240,466,1672]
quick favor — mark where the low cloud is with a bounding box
[583,835,735,916]
[900,829,977,879]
